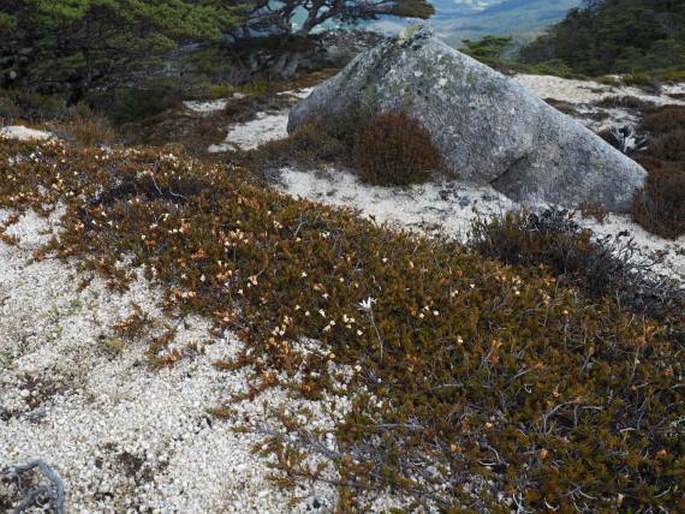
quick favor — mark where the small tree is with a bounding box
[244,0,435,36]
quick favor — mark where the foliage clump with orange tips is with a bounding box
[0,138,681,512]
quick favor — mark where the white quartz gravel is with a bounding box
[277,167,685,283]
[514,74,685,107]
[208,88,313,153]
[279,166,516,240]
[514,75,685,133]
[208,112,290,152]
[0,209,358,513]
[183,93,248,114]
[183,98,229,113]
[0,125,54,141]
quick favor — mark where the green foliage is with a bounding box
[0,90,71,121]
[27,0,241,39]
[389,0,435,20]
[460,35,514,66]
[259,0,435,36]
[521,0,685,76]
[0,138,681,511]
[0,11,16,34]
[0,0,245,99]
[657,69,685,83]
[353,112,439,186]
[623,70,660,89]
[525,59,577,78]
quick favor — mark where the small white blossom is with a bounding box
[358,297,376,311]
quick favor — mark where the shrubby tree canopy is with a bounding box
[0,0,246,95]
[0,0,435,98]
[244,0,434,35]
[520,0,685,75]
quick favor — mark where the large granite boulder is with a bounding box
[288,26,647,212]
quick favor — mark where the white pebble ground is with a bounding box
[0,209,355,513]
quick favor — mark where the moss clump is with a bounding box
[0,139,682,512]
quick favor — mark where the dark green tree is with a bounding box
[0,0,245,96]
[520,0,685,76]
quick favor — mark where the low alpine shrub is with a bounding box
[353,112,440,186]
[648,128,685,162]
[469,208,685,318]
[3,138,681,513]
[641,105,685,135]
[243,110,441,187]
[632,165,685,239]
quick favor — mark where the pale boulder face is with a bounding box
[288,26,647,212]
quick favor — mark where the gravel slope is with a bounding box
[0,208,352,513]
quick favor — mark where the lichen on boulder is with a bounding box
[288,26,647,212]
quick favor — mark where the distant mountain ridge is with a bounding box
[428,0,582,45]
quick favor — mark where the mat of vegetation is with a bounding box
[0,138,682,511]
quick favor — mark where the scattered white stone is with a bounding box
[183,99,228,113]
[277,166,685,284]
[278,166,515,241]
[277,87,314,100]
[206,88,313,152]
[514,74,685,107]
[208,112,290,152]
[183,93,248,114]
[0,125,53,141]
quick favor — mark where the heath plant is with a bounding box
[0,139,681,512]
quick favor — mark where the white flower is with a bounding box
[358,297,377,311]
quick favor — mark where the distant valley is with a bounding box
[373,0,583,46]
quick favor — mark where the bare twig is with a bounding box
[1,460,65,514]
